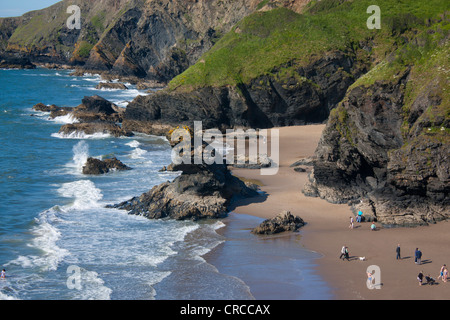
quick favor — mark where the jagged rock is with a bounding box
[251,211,305,235]
[58,122,133,138]
[303,34,450,227]
[82,157,131,175]
[95,82,128,90]
[33,103,74,118]
[108,162,258,221]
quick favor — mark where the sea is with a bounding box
[0,68,333,300]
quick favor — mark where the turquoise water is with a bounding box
[0,68,332,300]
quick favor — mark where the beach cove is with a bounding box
[215,125,450,300]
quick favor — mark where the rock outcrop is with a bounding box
[0,54,35,69]
[303,28,450,227]
[0,0,267,82]
[95,82,128,90]
[251,211,305,234]
[82,157,131,175]
[108,162,258,220]
[122,51,368,135]
[37,95,133,137]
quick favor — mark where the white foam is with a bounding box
[125,140,141,148]
[50,113,79,124]
[68,141,89,173]
[57,180,103,211]
[51,131,111,140]
[0,291,18,300]
[5,206,71,272]
[129,147,149,160]
[72,268,112,300]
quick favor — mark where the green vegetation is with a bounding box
[91,11,107,33]
[74,41,94,58]
[169,0,449,91]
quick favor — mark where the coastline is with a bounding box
[210,125,450,300]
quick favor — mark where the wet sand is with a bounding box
[223,125,450,300]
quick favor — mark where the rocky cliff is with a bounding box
[303,23,449,226]
[0,0,266,82]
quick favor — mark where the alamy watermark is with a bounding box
[367,5,381,30]
[67,265,82,290]
[170,121,279,175]
[366,265,382,289]
[67,5,81,30]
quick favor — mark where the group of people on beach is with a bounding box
[397,244,448,286]
[348,211,377,231]
[417,265,448,286]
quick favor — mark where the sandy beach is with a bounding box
[228,125,450,300]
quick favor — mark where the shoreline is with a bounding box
[211,125,450,300]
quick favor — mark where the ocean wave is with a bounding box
[70,267,112,300]
[57,180,103,211]
[6,206,70,272]
[67,141,89,174]
[49,113,79,124]
[125,140,141,148]
[51,131,112,140]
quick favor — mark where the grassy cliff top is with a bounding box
[168,0,449,91]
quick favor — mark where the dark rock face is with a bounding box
[109,162,258,221]
[0,54,35,69]
[251,211,305,235]
[82,157,131,175]
[58,122,132,138]
[36,95,133,138]
[303,68,450,226]
[95,82,128,90]
[79,0,262,82]
[123,51,368,135]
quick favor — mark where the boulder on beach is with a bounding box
[82,157,131,175]
[251,211,305,235]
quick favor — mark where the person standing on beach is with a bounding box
[357,211,363,223]
[396,244,401,260]
[349,217,354,229]
[415,248,422,265]
[414,248,422,264]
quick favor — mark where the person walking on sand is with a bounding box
[349,217,354,229]
[396,244,401,260]
[438,264,446,280]
[339,245,346,260]
[344,246,350,261]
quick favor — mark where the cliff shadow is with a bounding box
[228,191,268,212]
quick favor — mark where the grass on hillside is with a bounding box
[168,0,449,91]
